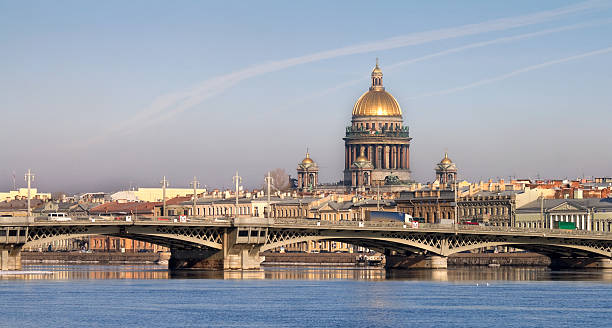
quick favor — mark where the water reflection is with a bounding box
[2,265,611,282]
[388,267,612,282]
[1,265,169,280]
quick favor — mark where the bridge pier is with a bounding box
[550,257,612,269]
[169,223,266,271]
[0,246,23,271]
[224,246,264,270]
[385,254,448,270]
[168,246,264,271]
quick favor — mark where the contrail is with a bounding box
[409,46,612,99]
[276,19,612,111]
[77,0,607,147]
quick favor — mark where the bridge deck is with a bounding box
[1,216,610,241]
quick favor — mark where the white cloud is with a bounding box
[76,0,608,147]
[409,46,612,99]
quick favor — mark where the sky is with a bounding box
[1,0,612,193]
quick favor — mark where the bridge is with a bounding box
[1,217,611,270]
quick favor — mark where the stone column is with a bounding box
[586,214,591,231]
[345,145,349,169]
[397,146,401,169]
[375,145,380,169]
[549,215,553,229]
[384,146,389,169]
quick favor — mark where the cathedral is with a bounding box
[295,60,412,191]
[343,60,412,189]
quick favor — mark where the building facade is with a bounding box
[515,198,612,231]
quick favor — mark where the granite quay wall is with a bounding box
[21,251,169,264]
[449,253,551,267]
[20,251,552,267]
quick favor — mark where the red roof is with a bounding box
[166,196,192,205]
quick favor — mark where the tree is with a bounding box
[263,168,291,192]
[51,192,66,202]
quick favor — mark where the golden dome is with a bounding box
[301,152,314,164]
[352,90,402,117]
[440,152,452,164]
[352,60,402,117]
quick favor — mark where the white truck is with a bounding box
[48,213,72,221]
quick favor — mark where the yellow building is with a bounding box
[112,187,207,202]
[0,188,51,202]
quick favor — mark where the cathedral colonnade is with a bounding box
[345,144,410,170]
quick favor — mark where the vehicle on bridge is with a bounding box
[47,213,72,221]
[366,210,413,223]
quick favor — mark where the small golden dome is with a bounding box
[440,152,452,164]
[301,152,314,164]
[355,148,370,162]
[356,154,369,162]
[372,57,382,74]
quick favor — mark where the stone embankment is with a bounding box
[22,251,170,265]
[262,252,357,266]
[262,252,551,267]
[21,251,551,267]
[448,252,551,267]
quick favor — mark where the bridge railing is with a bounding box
[11,216,612,238]
[270,218,612,237]
[27,215,231,224]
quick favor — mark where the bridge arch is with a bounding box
[262,235,444,255]
[263,229,612,259]
[24,225,224,250]
[447,241,611,258]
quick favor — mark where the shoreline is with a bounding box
[21,251,551,267]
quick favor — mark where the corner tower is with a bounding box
[343,60,412,188]
[297,151,318,191]
[435,152,457,187]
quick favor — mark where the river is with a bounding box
[1,265,611,327]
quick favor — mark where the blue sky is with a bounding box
[1,0,612,193]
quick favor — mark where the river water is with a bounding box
[1,265,611,327]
